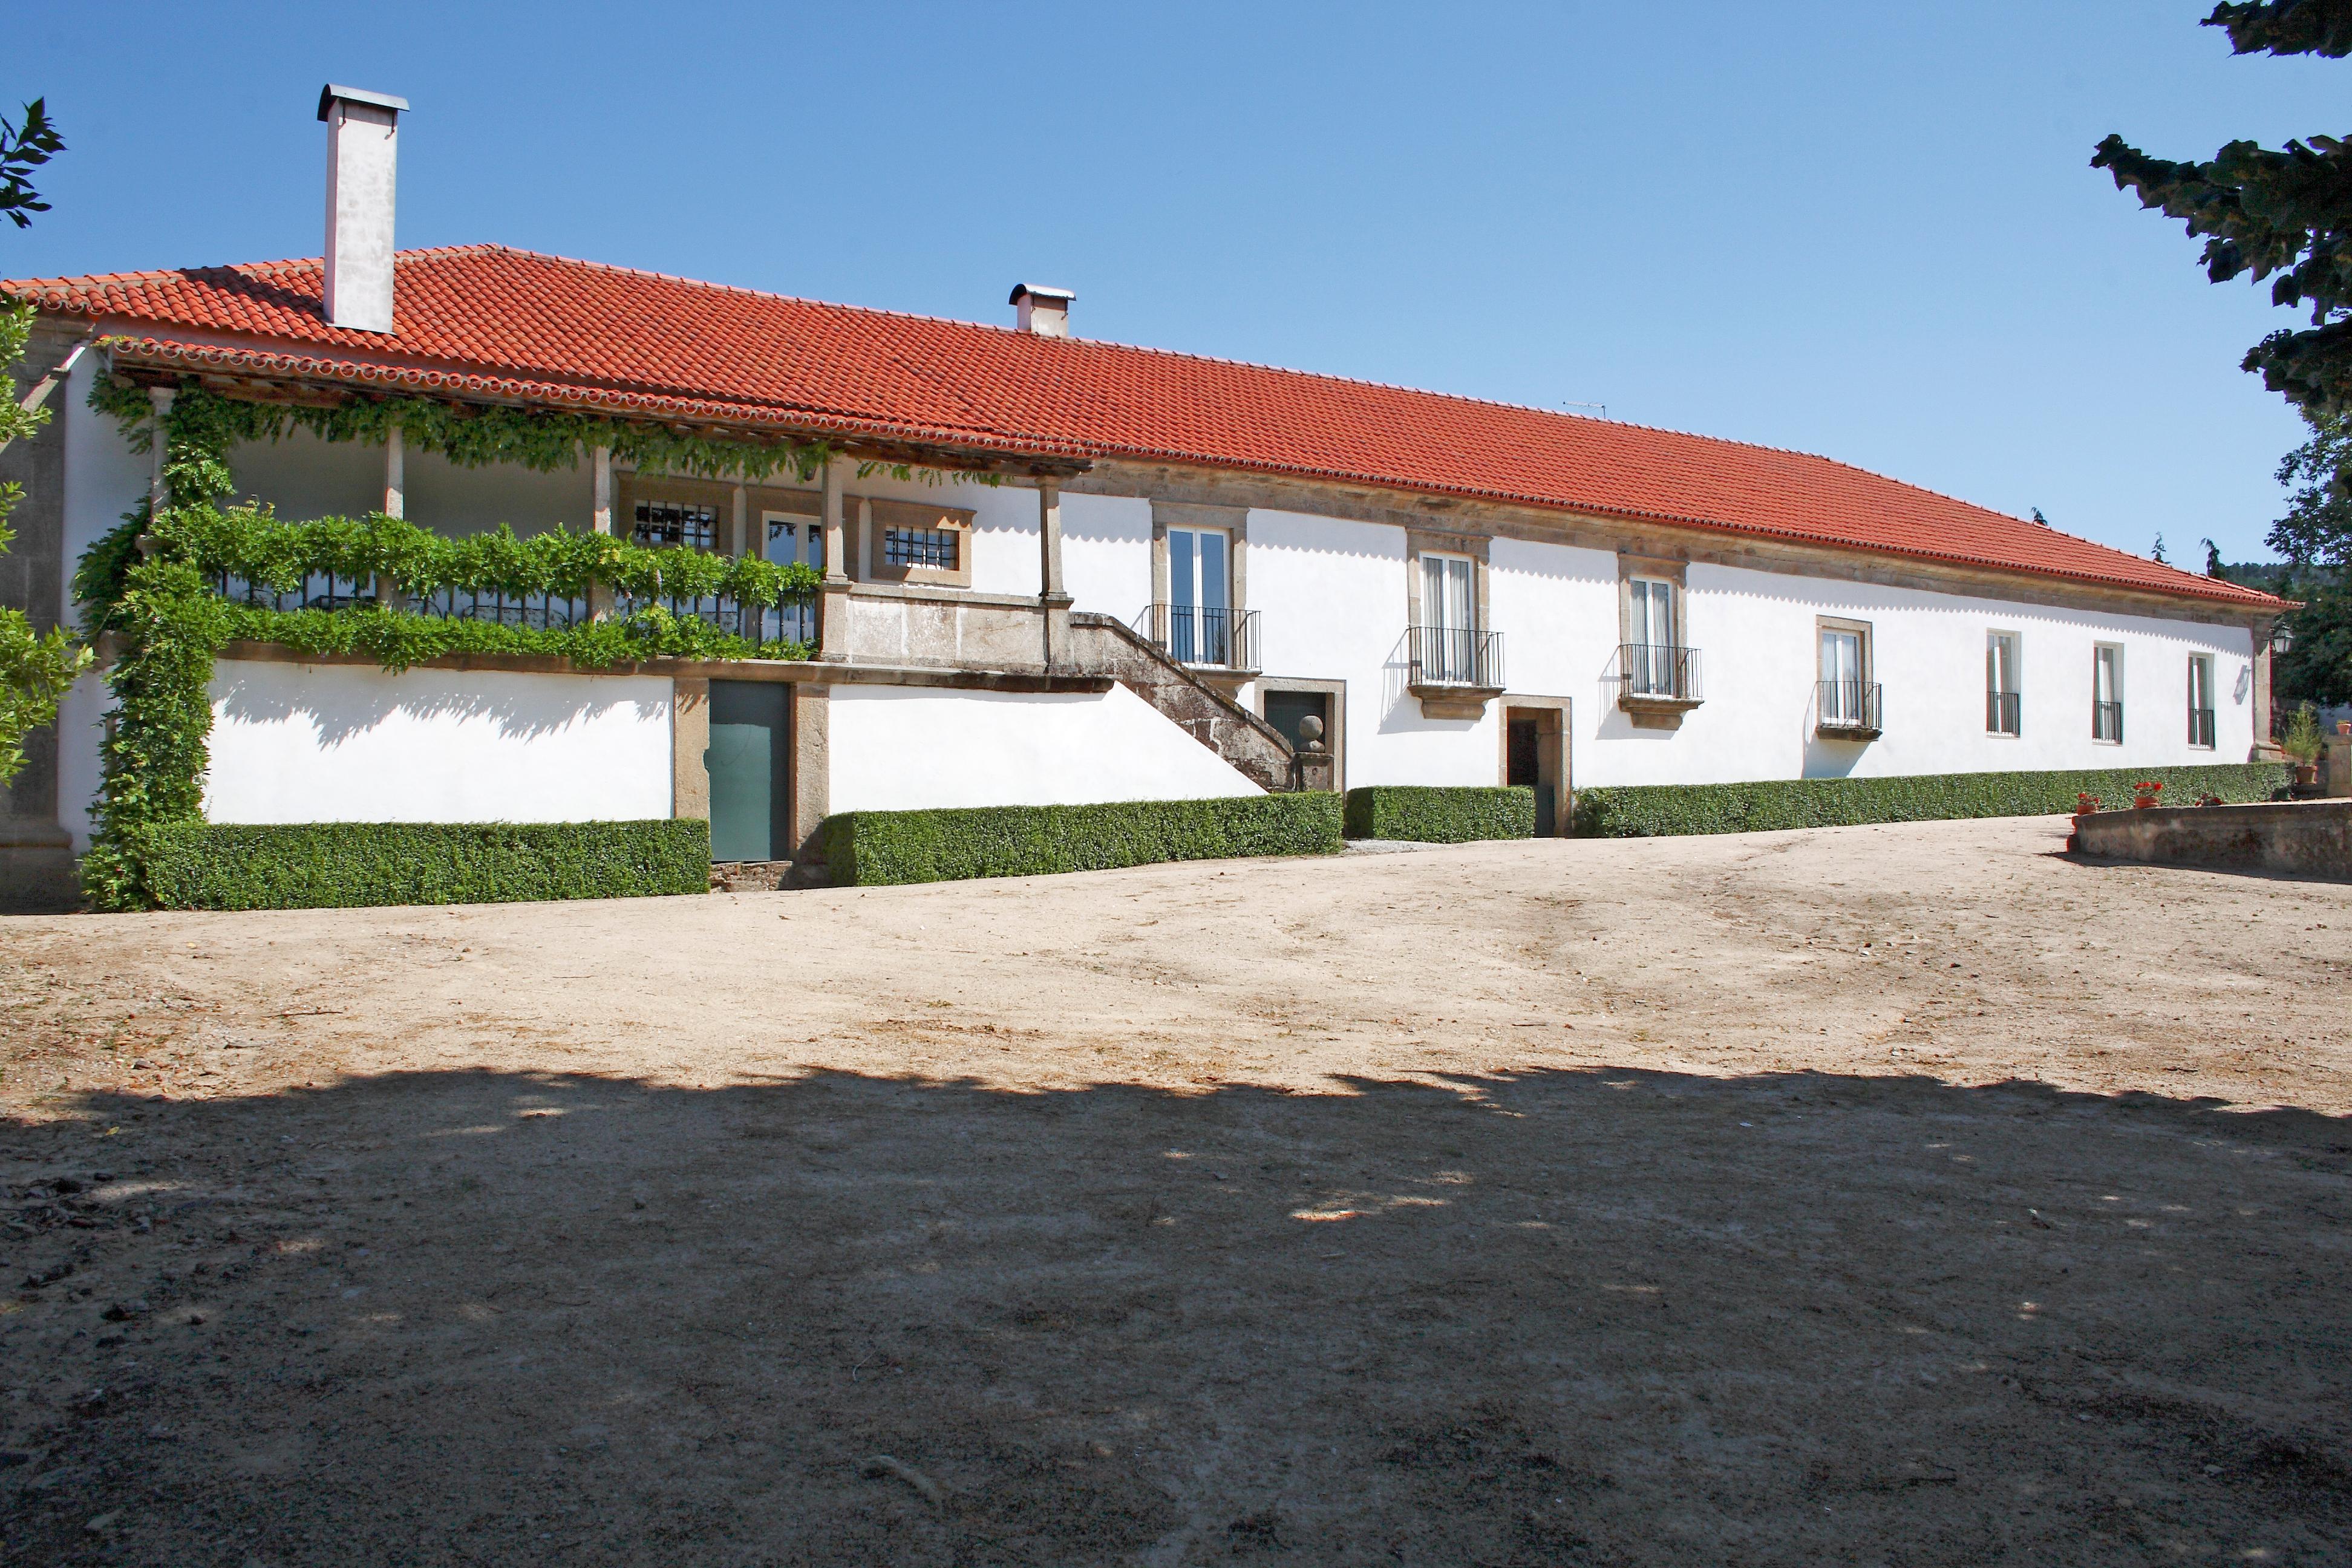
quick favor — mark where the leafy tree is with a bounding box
[0,98,62,230]
[2153,532,2169,563]
[0,301,91,785]
[0,93,88,786]
[2264,412,2352,704]
[2092,3,2352,419]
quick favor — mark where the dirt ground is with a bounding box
[2,815,2349,1567]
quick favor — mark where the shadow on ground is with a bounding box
[5,1065,2349,1566]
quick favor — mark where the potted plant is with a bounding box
[2281,704,2324,789]
[2132,780,2163,809]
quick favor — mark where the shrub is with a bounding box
[1342,785,1536,843]
[818,793,1342,886]
[1571,762,2290,838]
[136,820,711,910]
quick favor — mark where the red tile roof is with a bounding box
[5,244,2277,609]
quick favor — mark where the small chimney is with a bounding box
[318,84,409,333]
[1009,283,1074,338]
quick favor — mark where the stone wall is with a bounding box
[2073,801,2350,881]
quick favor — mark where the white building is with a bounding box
[0,88,2285,902]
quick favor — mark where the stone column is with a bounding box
[2252,619,2279,760]
[147,386,175,511]
[588,443,615,621]
[818,458,852,661]
[788,682,831,867]
[1039,480,1071,670]
[730,484,748,559]
[671,677,710,822]
[374,422,407,609]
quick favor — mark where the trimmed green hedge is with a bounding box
[1343,785,1537,843]
[1571,762,2290,838]
[137,820,711,910]
[818,793,1342,886]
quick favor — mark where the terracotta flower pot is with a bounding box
[2296,763,2319,788]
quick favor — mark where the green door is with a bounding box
[707,682,789,862]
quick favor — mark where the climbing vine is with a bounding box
[78,375,833,910]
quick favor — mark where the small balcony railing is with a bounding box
[2092,700,2124,743]
[1409,626,1504,690]
[1817,679,1883,737]
[1134,603,1259,670]
[1987,690,2020,736]
[2188,705,2215,749]
[1618,643,1702,707]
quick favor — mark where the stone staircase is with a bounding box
[1067,613,1299,791]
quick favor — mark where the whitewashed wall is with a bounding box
[828,684,1262,813]
[201,660,675,824]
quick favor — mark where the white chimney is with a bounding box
[318,84,409,333]
[1009,283,1074,338]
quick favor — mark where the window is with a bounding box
[633,500,717,551]
[1419,551,1478,683]
[2187,653,2215,748]
[2092,644,2123,743]
[1627,577,1677,695]
[1167,525,1232,665]
[1818,619,1878,733]
[764,511,822,570]
[1986,631,2020,736]
[882,526,959,570]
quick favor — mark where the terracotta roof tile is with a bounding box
[4,244,2278,609]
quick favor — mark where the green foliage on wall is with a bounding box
[76,378,824,910]
[818,793,1343,886]
[0,300,92,785]
[1570,762,2291,839]
[137,819,711,910]
[1342,785,1537,843]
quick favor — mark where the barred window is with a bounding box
[633,500,717,551]
[883,526,959,570]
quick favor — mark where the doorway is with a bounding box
[1503,703,1568,837]
[708,681,789,862]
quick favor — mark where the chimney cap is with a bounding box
[318,84,410,122]
[1008,283,1075,306]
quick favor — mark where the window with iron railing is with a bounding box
[1619,642,1702,702]
[1135,603,1259,670]
[633,500,717,552]
[1818,679,1883,734]
[882,526,959,570]
[1409,625,1504,688]
[2092,645,2123,743]
[1987,631,2020,735]
[2187,653,2215,748]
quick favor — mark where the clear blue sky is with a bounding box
[9,1,2341,563]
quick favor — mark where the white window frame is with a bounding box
[2186,652,2216,750]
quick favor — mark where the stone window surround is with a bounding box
[1403,528,1489,633]
[1817,615,1875,685]
[1150,501,1248,619]
[1615,552,1688,650]
[1256,675,1347,792]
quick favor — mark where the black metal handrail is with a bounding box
[1817,679,1883,734]
[1134,603,1260,670]
[2092,700,2124,743]
[1987,690,2020,736]
[1618,642,1702,702]
[2188,705,2215,748]
[1409,626,1504,689]
[613,588,817,653]
[411,584,587,631]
